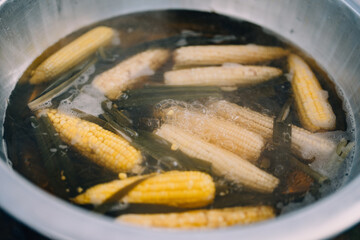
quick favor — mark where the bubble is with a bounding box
[176,38,187,46]
[30,121,38,129]
[34,100,53,111]
[180,29,202,37]
[49,148,57,153]
[211,35,236,43]
[75,74,89,85]
[274,164,285,176]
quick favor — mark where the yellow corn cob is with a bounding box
[117,206,275,229]
[92,48,170,100]
[208,100,337,162]
[173,45,289,69]
[155,124,279,193]
[30,26,115,84]
[73,171,215,208]
[164,65,282,86]
[159,106,265,162]
[288,54,336,132]
[46,109,142,173]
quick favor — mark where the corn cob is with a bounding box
[164,65,282,86]
[159,106,265,162]
[73,171,215,208]
[173,45,289,69]
[30,26,115,84]
[208,100,337,162]
[288,54,336,132]
[155,124,279,193]
[117,206,275,229]
[46,109,142,173]
[92,48,170,100]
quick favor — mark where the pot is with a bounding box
[0,0,360,239]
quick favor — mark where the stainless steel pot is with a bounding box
[1,0,360,239]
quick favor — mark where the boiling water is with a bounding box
[3,10,355,220]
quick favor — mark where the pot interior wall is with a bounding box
[0,0,360,240]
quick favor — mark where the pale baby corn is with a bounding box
[164,65,282,86]
[46,109,142,173]
[30,26,115,84]
[92,48,170,100]
[160,106,265,162]
[73,171,215,208]
[173,45,289,68]
[117,206,275,229]
[288,54,336,132]
[155,124,279,193]
[208,100,337,162]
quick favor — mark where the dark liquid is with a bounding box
[3,10,350,218]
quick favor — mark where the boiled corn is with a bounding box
[30,26,115,84]
[117,206,275,229]
[155,124,279,193]
[73,171,215,208]
[288,54,336,131]
[208,100,337,162]
[173,45,289,69]
[159,106,265,162]
[92,48,170,100]
[164,65,282,86]
[46,109,142,173]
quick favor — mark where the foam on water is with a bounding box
[54,62,108,116]
[58,84,106,116]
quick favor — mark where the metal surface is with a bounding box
[0,0,359,239]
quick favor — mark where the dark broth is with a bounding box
[3,10,352,219]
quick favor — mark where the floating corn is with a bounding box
[155,124,279,193]
[208,100,337,162]
[46,109,142,173]
[30,26,115,84]
[73,171,215,208]
[159,106,265,162]
[164,65,282,86]
[117,206,275,229]
[288,54,336,132]
[173,45,289,68]
[92,48,170,100]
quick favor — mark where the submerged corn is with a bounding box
[117,206,275,229]
[159,106,265,162]
[155,124,279,193]
[92,48,170,100]
[164,65,282,86]
[73,171,215,208]
[46,109,142,173]
[173,45,289,69]
[288,54,336,132]
[208,100,337,162]
[30,26,115,84]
